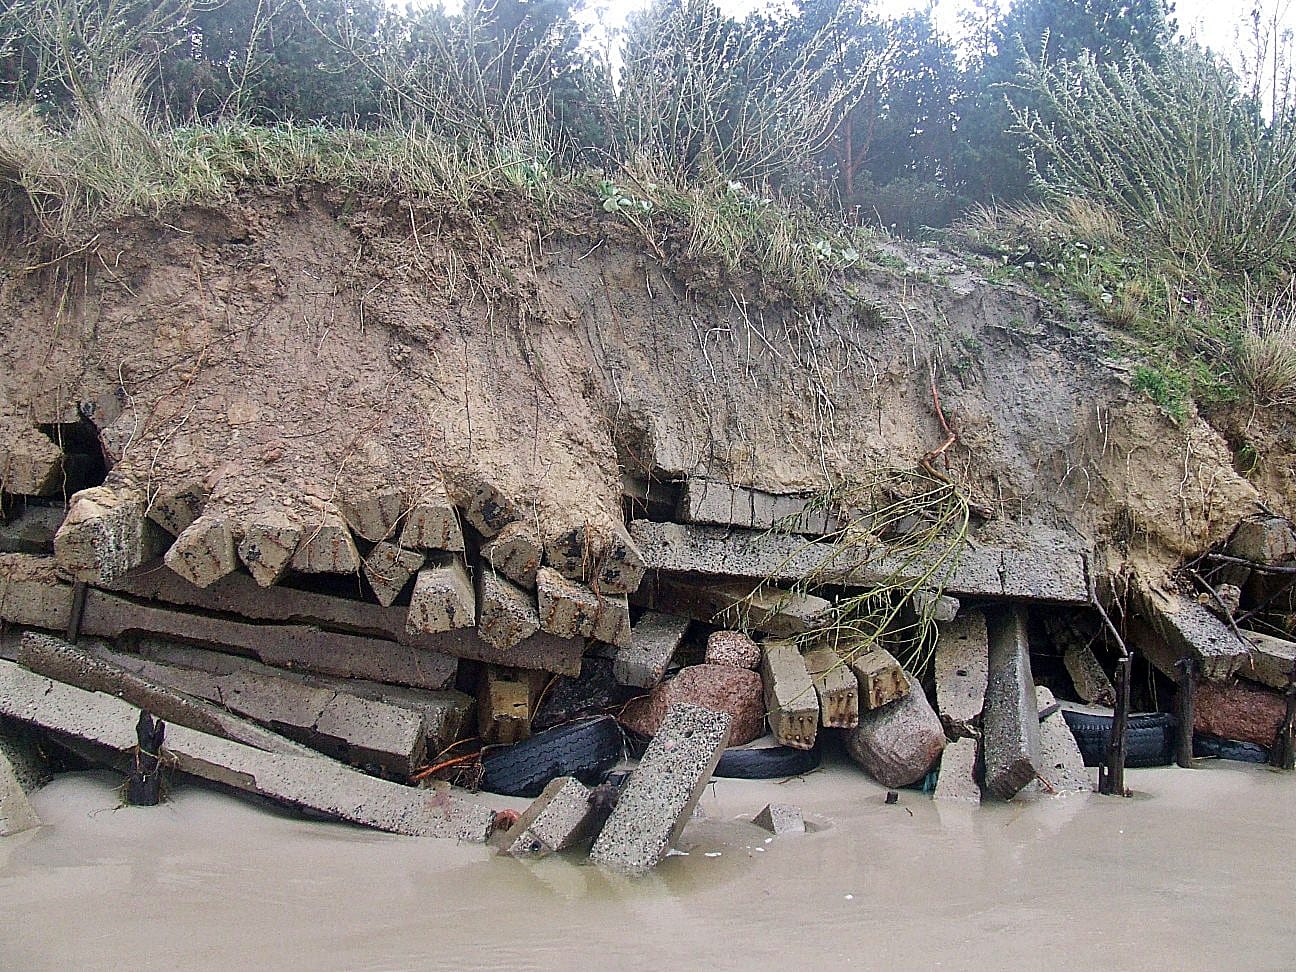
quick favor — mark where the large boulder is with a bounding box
[846,671,946,787]
[619,664,765,745]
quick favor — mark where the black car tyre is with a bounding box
[1061,709,1175,768]
[479,715,626,798]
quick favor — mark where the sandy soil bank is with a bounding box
[1,756,1291,971]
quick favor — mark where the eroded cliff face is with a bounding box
[0,187,1278,572]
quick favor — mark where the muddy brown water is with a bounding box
[1,760,1292,970]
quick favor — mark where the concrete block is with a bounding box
[406,558,477,634]
[163,513,238,589]
[54,485,163,585]
[846,670,945,787]
[983,606,1041,799]
[337,483,408,543]
[363,541,425,607]
[0,660,493,839]
[595,523,647,595]
[705,630,760,670]
[543,521,647,593]
[803,647,858,729]
[0,715,52,793]
[536,567,631,647]
[398,486,464,552]
[935,610,989,729]
[462,480,516,538]
[933,736,981,804]
[753,803,805,835]
[1129,572,1249,681]
[1034,687,1089,793]
[501,776,595,858]
[478,568,541,651]
[614,611,689,688]
[1227,516,1296,565]
[1240,629,1296,690]
[235,506,302,587]
[0,553,74,630]
[619,664,765,746]
[146,479,208,537]
[760,639,818,750]
[848,647,910,711]
[0,745,40,836]
[306,677,472,754]
[0,425,64,496]
[477,667,532,745]
[678,479,837,535]
[591,703,731,872]
[290,506,361,575]
[481,521,543,589]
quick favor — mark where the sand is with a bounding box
[1,757,1292,971]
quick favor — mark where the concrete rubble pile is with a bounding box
[0,465,1291,869]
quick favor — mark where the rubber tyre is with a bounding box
[1194,733,1270,764]
[479,716,626,798]
[1061,709,1175,768]
[714,743,821,780]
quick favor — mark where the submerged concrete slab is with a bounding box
[846,670,945,787]
[753,803,806,836]
[501,776,595,858]
[983,607,1041,800]
[933,736,980,804]
[1034,686,1089,793]
[591,703,731,872]
[760,640,818,750]
[0,660,493,839]
[0,745,39,836]
[614,611,689,689]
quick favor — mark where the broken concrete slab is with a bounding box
[760,639,818,750]
[753,803,805,835]
[290,506,361,575]
[591,702,731,872]
[163,513,239,589]
[54,485,164,585]
[0,505,67,555]
[629,521,1090,603]
[705,630,760,670]
[647,576,832,639]
[0,660,492,839]
[619,663,765,746]
[235,506,302,587]
[481,521,543,589]
[17,632,317,757]
[934,611,989,732]
[1034,686,1089,793]
[0,715,51,793]
[337,483,408,543]
[614,611,689,689]
[803,647,859,729]
[933,736,980,804]
[536,567,631,647]
[0,553,74,630]
[593,523,647,595]
[500,776,595,858]
[478,568,542,651]
[363,541,425,607]
[477,667,532,745]
[399,485,464,553]
[305,676,472,755]
[0,745,39,836]
[1045,612,1117,706]
[983,607,1042,800]
[406,558,476,634]
[0,425,63,497]
[846,670,945,787]
[678,479,838,535]
[1129,573,1249,681]
[106,643,429,776]
[912,589,960,623]
[1240,629,1296,690]
[1227,516,1296,566]
[848,647,910,711]
[461,480,517,538]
